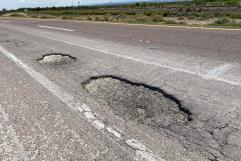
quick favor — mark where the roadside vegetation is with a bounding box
[1,0,241,28]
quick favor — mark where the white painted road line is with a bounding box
[0,46,164,161]
[207,64,233,78]
[37,25,75,32]
[0,20,11,23]
[0,105,29,160]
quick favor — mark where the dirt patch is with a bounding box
[37,53,76,65]
[83,75,192,128]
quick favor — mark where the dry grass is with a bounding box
[2,8,241,28]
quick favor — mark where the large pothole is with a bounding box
[83,75,241,161]
[37,53,76,65]
[83,75,192,128]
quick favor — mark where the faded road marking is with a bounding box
[37,25,75,32]
[77,20,241,32]
[0,20,11,23]
[0,105,29,161]
[106,127,122,139]
[0,46,164,161]
[207,64,233,78]
[4,25,241,87]
[36,34,241,87]
[3,17,241,32]
[126,139,165,161]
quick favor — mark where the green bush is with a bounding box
[162,11,170,17]
[213,17,230,25]
[229,12,241,19]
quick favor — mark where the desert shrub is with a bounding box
[164,19,177,24]
[178,16,185,20]
[104,15,109,21]
[30,15,38,18]
[144,11,158,16]
[209,17,241,27]
[162,11,170,17]
[127,19,137,23]
[196,16,207,21]
[110,11,122,15]
[162,11,181,17]
[187,15,196,19]
[152,15,164,22]
[39,15,53,19]
[214,12,224,17]
[135,17,151,23]
[126,12,136,15]
[62,15,75,19]
[9,13,27,17]
[95,16,100,21]
[61,11,73,15]
[87,16,92,20]
[115,13,126,19]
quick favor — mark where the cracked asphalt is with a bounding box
[0,17,241,161]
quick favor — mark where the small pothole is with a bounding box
[83,75,192,128]
[37,53,76,65]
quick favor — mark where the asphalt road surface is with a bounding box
[0,17,241,161]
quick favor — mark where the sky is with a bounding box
[0,0,148,10]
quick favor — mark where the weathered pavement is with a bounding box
[0,17,241,161]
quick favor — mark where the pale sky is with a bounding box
[1,0,149,10]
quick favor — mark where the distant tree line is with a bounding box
[14,1,194,12]
[3,0,241,13]
[193,0,241,5]
[0,8,7,15]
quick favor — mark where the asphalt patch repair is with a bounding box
[83,75,192,128]
[37,53,76,65]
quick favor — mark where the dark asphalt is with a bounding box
[2,17,241,63]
